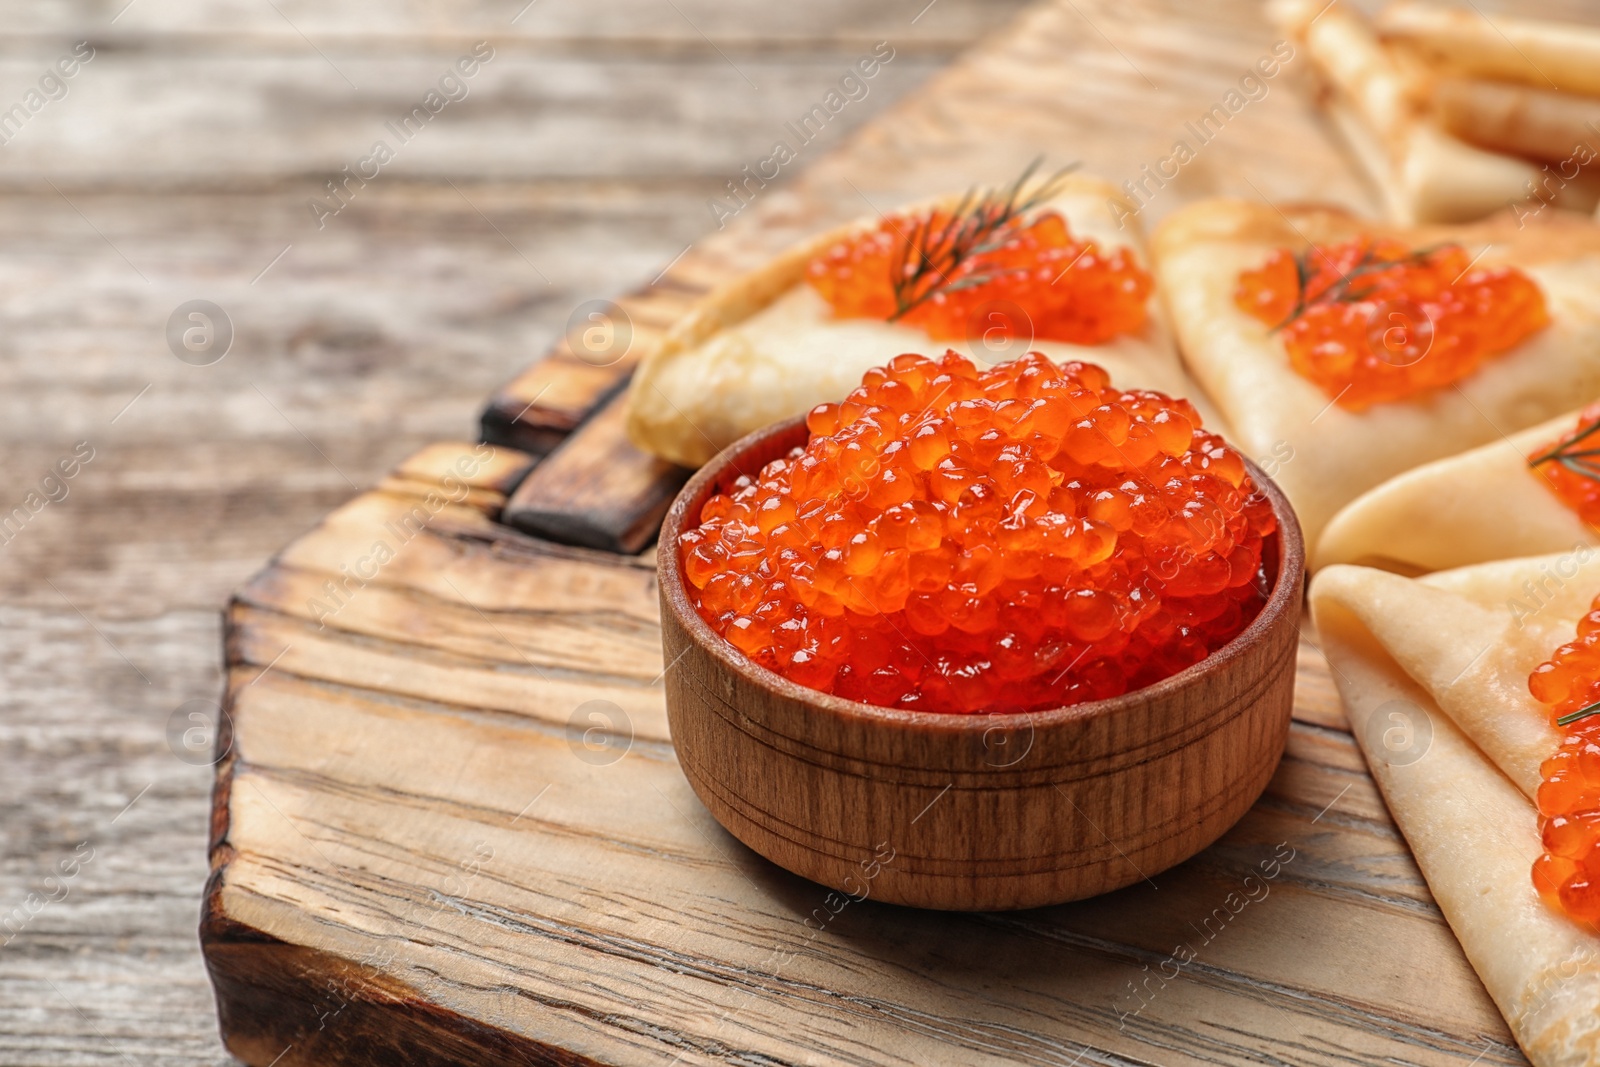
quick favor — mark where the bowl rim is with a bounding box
[658,414,1305,738]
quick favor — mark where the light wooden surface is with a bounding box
[11,0,1599,1063]
[209,438,1518,1066]
[200,0,1600,1064]
[0,3,1015,1064]
[657,419,1304,911]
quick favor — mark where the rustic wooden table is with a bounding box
[0,3,1019,1062]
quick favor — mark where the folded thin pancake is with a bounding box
[1152,198,1600,548]
[1317,410,1597,573]
[1312,559,1600,1066]
[1429,77,1600,168]
[626,174,1205,469]
[1314,560,1583,797]
[1270,0,1573,225]
[1377,1,1600,99]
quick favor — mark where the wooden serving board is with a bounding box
[201,1,1550,1063]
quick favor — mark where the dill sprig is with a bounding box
[1557,699,1600,727]
[1271,241,1455,333]
[887,158,1079,323]
[1529,413,1600,483]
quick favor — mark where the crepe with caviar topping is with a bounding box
[1311,558,1600,1066]
[626,173,1207,468]
[1317,408,1600,573]
[1151,198,1600,549]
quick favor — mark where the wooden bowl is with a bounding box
[658,417,1304,911]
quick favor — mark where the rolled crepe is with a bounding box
[1270,0,1567,224]
[1430,77,1600,168]
[1316,409,1598,573]
[1152,197,1600,548]
[1378,1,1600,99]
[1312,558,1600,1066]
[626,174,1210,468]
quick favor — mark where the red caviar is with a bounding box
[1529,596,1600,926]
[1530,401,1600,526]
[806,210,1153,345]
[678,351,1277,714]
[1234,236,1548,410]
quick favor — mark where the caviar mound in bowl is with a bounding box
[657,352,1304,911]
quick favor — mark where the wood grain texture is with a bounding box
[0,2,1021,1063]
[205,438,1524,1067]
[478,355,631,457]
[9,0,1592,1063]
[197,1,1591,1059]
[657,418,1305,910]
[500,389,689,553]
